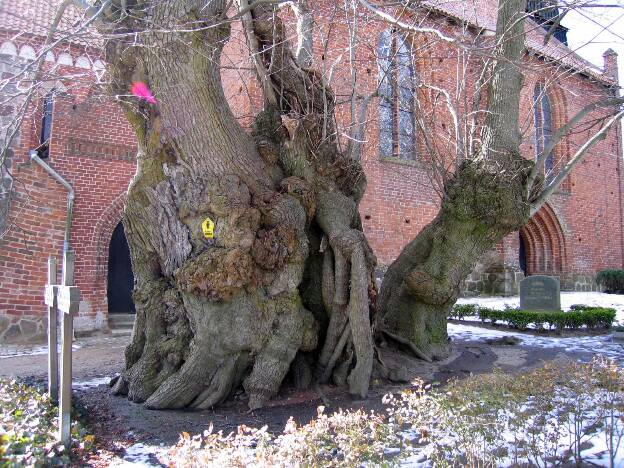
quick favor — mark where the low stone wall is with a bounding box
[0,298,105,345]
[560,273,599,292]
[463,269,599,297]
[462,266,525,297]
[376,262,599,298]
[0,314,47,344]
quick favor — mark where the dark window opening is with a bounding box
[38,93,54,158]
[378,29,416,160]
[107,222,135,314]
[519,232,527,275]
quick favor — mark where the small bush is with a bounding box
[388,358,624,467]
[168,359,624,467]
[449,304,478,319]
[597,269,624,294]
[475,306,615,330]
[168,407,402,467]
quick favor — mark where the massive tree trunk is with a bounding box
[100,0,375,410]
[377,0,532,359]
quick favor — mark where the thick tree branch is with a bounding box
[239,0,279,106]
[530,109,624,215]
[525,96,624,197]
[480,0,526,160]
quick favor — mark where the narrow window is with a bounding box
[378,29,416,160]
[533,84,554,177]
[38,93,54,158]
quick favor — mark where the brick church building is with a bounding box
[0,0,622,344]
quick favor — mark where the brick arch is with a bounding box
[520,203,567,275]
[93,192,127,283]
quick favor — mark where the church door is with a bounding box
[107,222,135,314]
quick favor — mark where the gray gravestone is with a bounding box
[519,275,561,311]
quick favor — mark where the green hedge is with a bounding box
[449,304,616,331]
[596,269,624,294]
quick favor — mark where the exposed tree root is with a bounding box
[380,329,433,363]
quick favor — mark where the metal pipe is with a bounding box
[29,150,74,252]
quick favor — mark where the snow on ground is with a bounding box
[458,292,624,323]
[451,292,624,364]
[448,322,624,362]
[399,389,624,468]
[108,443,166,467]
[73,376,112,390]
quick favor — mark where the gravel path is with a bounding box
[0,334,128,382]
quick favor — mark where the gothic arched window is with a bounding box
[533,83,554,176]
[378,29,416,160]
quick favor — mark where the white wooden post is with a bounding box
[59,311,72,445]
[45,257,58,403]
[56,249,80,446]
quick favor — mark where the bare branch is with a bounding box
[422,83,463,161]
[530,109,624,215]
[357,0,456,43]
[525,95,624,197]
[347,92,377,161]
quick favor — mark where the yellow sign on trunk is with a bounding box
[202,217,215,239]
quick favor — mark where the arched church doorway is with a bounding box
[519,204,566,276]
[107,222,135,314]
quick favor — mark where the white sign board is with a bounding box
[57,286,80,315]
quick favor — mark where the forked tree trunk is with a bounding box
[102,0,376,410]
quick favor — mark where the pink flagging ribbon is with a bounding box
[131,82,156,104]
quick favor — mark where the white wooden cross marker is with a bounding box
[45,249,81,446]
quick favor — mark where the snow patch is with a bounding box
[0,344,80,359]
[73,376,111,390]
[109,443,164,467]
[448,322,624,362]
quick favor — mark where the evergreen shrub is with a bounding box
[596,269,624,294]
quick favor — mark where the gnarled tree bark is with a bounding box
[91,0,616,408]
[97,0,376,410]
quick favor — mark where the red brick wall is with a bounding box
[347,12,624,284]
[0,54,136,343]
